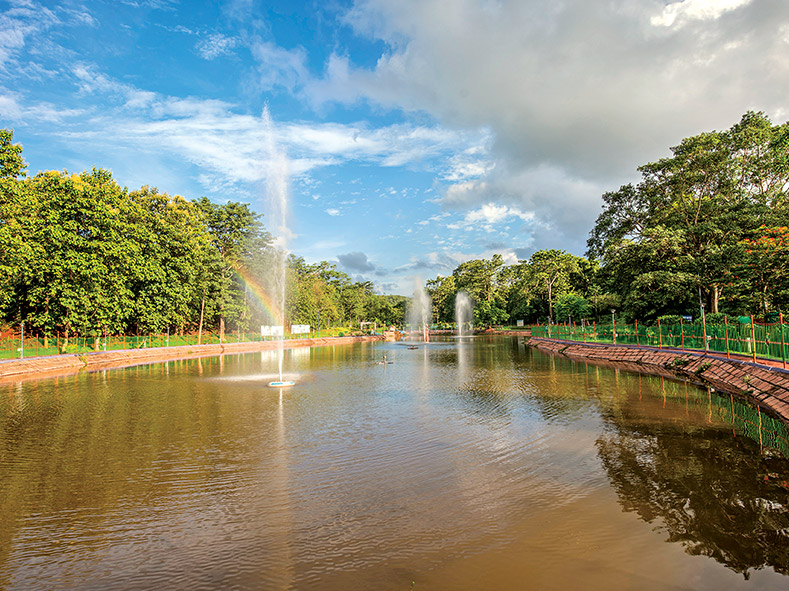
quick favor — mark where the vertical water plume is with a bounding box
[455,291,473,337]
[262,106,291,382]
[408,279,432,342]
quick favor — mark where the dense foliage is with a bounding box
[425,111,789,326]
[0,132,404,336]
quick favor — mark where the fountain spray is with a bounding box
[263,107,295,388]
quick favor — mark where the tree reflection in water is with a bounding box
[597,406,789,579]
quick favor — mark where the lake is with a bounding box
[1,337,788,590]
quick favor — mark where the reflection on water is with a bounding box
[0,339,788,590]
[597,379,789,579]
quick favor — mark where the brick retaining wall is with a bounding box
[0,335,384,383]
[527,337,789,425]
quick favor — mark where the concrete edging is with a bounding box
[0,335,384,382]
[527,337,789,425]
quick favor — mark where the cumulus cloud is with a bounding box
[307,0,789,253]
[446,203,534,233]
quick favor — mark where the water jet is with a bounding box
[455,291,473,337]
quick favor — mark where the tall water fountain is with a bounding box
[262,106,294,387]
[455,291,473,337]
[408,281,432,342]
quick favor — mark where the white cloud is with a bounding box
[250,40,309,92]
[465,203,534,225]
[651,0,754,28]
[196,33,238,59]
[0,93,24,119]
[307,0,789,254]
[0,91,85,123]
[71,63,157,110]
[35,66,485,200]
[445,202,535,234]
[0,0,59,69]
[325,208,340,216]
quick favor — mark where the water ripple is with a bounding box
[2,340,788,590]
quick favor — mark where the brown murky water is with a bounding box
[1,337,788,590]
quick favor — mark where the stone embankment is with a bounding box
[528,337,789,424]
[0,335,383,383]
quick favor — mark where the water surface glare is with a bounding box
[1,338,789,590]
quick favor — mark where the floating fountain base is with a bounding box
[268,381,295,388]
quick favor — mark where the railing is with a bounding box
[531,316,789,367]
[0,328,351,361]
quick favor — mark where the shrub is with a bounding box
[702,312,729,325]
[658,315,683,326]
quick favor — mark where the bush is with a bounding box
[657,315,683,326]
[702,312,729,325]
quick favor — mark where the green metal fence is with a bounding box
[531,316,789,367]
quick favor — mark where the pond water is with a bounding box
[1,337,788,590]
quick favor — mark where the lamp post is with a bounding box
[611,309,616,345]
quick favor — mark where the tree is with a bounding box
[0,173,34,319]
[554,293,591,324]
[451,255,510,326]
[0,129,26,179]
[739,226,789,314]
[588,111,789,319]
[194,197,271,337]
[17,168,139,336]
[425,274,456,324]
[527,249,584,323]
[127,187,208,333]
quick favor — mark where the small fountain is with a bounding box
[407,280,432,343]
[262,106,295,388]
[455,291,473,337]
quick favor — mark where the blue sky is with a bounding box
[2,0,788,294]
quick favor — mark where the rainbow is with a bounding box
[232,265,285,326]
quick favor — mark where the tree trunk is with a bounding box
[198,293,205,345]
[711,284,720,314]
[547,282,553,323]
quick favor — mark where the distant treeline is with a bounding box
[426,111,789,326]
[0,130,407,337]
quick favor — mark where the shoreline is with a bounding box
[0,335,384,383]
[527,337,789,426]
